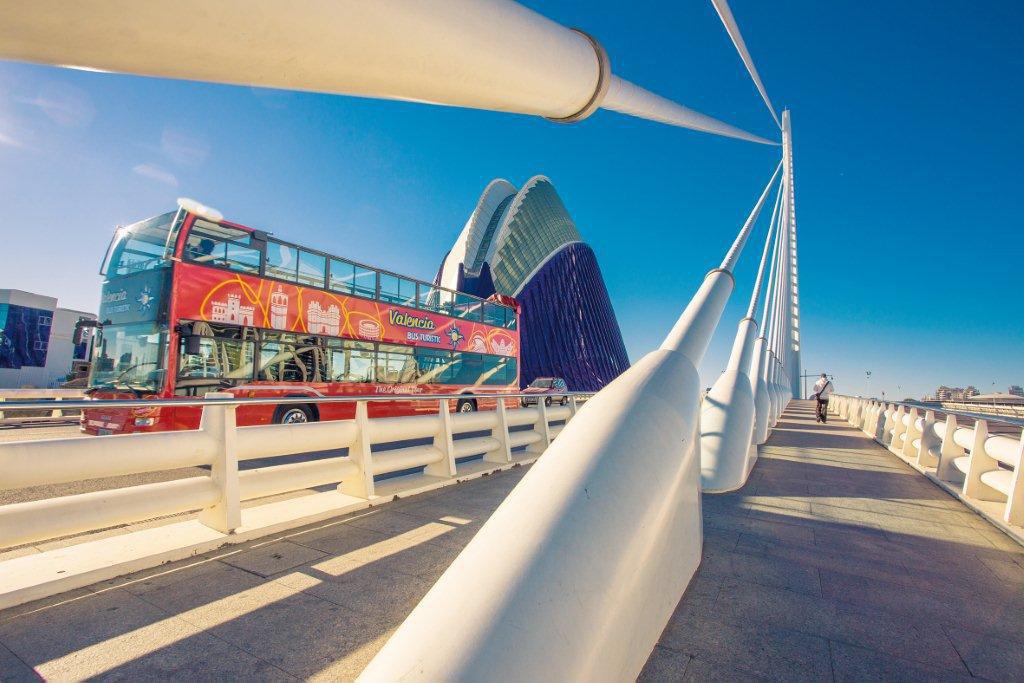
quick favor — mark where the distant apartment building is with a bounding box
[1010,385,1024,397]
[0,289,96,388]
[935,385,981,401]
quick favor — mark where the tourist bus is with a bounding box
[82,200,520,434]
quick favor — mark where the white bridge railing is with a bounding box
[0,392,587,552]
[829,394,1024,528]
[0,388,87,424]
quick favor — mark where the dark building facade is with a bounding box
[438,176,629,391]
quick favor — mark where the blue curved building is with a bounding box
[438,176,629,391]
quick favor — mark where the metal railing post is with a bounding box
[936,414,963,481]
[1004,432,1024,526]
[900,407,920,458]
[50,397,62,418]
[340,401,376,499]
[889,405,908,454]
[427,402,458,477]
[874,404,890,443]
[529,401,552,454]
[917,410,940,468]
[962,419,1002,501]
[484,399,513,464]
[197,392,241,534]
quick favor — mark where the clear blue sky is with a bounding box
[0,1,1021,399]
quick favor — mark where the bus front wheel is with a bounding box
[456,398,477,414]
[273,404,315,425]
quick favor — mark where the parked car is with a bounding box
[521,377,569,406]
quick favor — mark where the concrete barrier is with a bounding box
[0,392,587,609]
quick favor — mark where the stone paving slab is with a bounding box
[642,400,1024,681]
[2,402,1022,680]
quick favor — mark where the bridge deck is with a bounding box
[643,401,1024,681]
[1,402,1022,680]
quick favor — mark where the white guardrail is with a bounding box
[0,388,87,424]
[0,392,589,550]
[829,395,1024,527]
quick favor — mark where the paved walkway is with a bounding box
[1,402,1022,680]
[643,401,1024,681]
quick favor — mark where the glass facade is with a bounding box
[0,303,53,369]
[489,179,581,295]
[469,194,515,273]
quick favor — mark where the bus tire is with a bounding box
[273,404,316,425]
[456,398,477,414]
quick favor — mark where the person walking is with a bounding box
[810,374,833,423]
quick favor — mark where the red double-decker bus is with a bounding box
[82,201,520,434]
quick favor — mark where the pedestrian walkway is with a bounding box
[643,400,1024,681]
[1,402,1022,680]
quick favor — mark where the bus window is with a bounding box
[503,357,518,385]
[413,347,454,384]
[379,274,418,308]
[377,343,416,383]
[483,302,505,327]
[297,251,326,288]
[184,220,260,274]
[102,211,182,276]
[258,332,327,382]
[453,293,482,321]
[176,322,255,393]
[329,258,377,299]
[266,241,298,282]
[353,265,377,298]
[327,339,375,382]
[417,285,441,313]
[329,258,355,295]
[504,307,517,331]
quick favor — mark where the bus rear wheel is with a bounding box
[273,404,315,425]
[456,398,477,413]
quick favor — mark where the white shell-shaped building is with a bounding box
[437,176,628,391]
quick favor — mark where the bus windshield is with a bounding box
[89,322,167,393]
[101,211,182,277]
